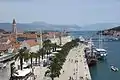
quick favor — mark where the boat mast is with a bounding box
[90,38,93,56]
[99,31,103,49]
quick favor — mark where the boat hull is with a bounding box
[87,59,97,67]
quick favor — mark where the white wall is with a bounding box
[30,45,39,53]
[50,36,72,45]
[20,41,30,50]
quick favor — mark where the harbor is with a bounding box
[70,31,120,80]
[0,30,120,80]
[0,0,120,80]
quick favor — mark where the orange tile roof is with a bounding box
[17,34,37,39]
[25,40,39,47]
[10,42,21,49]
[0,44,11,51]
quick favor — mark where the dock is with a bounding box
[55,43,91,80]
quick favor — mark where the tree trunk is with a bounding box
[55,47,56,51]
[51,77,54,80]
[31,57,32,68]
[35,57,37,65]
[20,57,23,70]
[47,51,48,59]
[38,56,40,66]
[42,52,44,59]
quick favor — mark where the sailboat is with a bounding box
[86,38,97,66]
[96,31,107,60]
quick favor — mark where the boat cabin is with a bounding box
[96,48,107,56]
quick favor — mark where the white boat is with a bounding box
[111,66,119,72]
[96,31,107,59]
[79,36,85,42]
[96,48,107,56]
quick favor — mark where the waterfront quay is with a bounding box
[55,43,91,80]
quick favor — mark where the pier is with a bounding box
[55,43,91,80]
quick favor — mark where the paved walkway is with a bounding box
[55,43,91,80]
[34,66,47,80]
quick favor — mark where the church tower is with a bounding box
[12,19,17,34]
[12,19,17,40]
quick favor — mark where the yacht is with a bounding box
[111,66,119,72]
[96,48,107,60]
[96,31,107,60]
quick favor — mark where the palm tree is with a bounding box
[36,50,41,66]
[15,48,26,70]
[43,39,52,58]
[39,48,45,59]
[47,58,61,80]
[51,43,57,52]
[23,49,30,62]
[29,52,36,68]
[45,39,79,80]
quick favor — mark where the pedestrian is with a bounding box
[63,70,64,74]
[69,76,71,80]
[73,72,75,75]
[72,77,74,80]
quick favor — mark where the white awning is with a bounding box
[14,69,31,77]
[52,52,58,54]
[56,48,62,51]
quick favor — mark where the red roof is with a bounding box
[25,40,39,47]
[0,44,11,51]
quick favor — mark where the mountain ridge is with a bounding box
[0,22,120,31]
[0,22,81,31]
[80,23,120,31]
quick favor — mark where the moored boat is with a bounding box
[96,48,107,60]
[111,66,119,72]
[87,58,97,66]
[96,31,107,60]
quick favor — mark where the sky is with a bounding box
[0,0,120,26]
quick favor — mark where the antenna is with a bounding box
[99,31,103,49]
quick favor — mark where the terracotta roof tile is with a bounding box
[17,34,37,39]
[25,40,39,47]
[0,44,11,51]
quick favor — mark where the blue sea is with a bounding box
[70,31,120,80]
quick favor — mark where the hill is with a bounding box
[80,23,120,31]
[0,22,81,31]
[0,29,5,33]
[98,26,120,36]
[108,26,120,31]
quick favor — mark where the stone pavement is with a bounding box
[55,43,91,80]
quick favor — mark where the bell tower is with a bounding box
[12,19,17,40]
[12,19,17,34]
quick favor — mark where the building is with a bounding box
[20,40,39,53]
[12,19,17,34]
